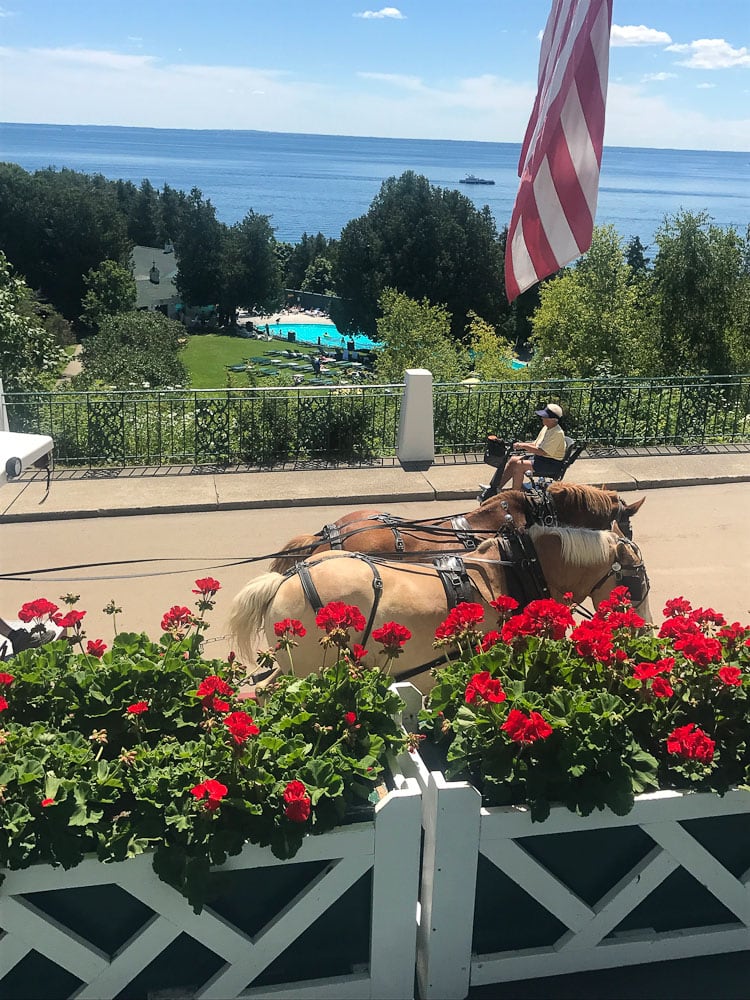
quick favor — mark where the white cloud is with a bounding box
[666,38,750,70]
[27,47,157,72]
[697,82,716,89]
[642,72,677,83]
[611,25,672,47]
[357,71,423,90]
[354,7,405,19]
[0,6,15,16]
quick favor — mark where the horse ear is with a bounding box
[611,520,625,537]
[622,496,646,517]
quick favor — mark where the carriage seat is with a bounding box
[523,436,586,490]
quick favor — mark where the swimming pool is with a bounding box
[262,323,378,352]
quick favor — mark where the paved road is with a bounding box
[1,481,748,658]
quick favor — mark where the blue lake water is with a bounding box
[1,122,748,248]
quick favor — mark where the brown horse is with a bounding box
[231,524,652,692]
[269,483,645,573]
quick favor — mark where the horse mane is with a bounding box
[546,481,618,518]
[527,523,613,566]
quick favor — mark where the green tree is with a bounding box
[0,252,66,391]
[174,189,225,308]
[79,311,188,388]
[301,256,334,295]
[529,225,656,378]
[651,210,747,374]
[80,260,137,332]
[333,172,507,339]
[283,232,334,290]
[375,288,466,382]
[218,211,281,326]
[625,235,650,277]
[130,178,162,247]
[467,312,517,380]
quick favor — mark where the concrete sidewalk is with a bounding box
[2,448,750,522]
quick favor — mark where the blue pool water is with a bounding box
[265,322,378,352]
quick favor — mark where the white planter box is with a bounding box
[0,771,421,1000]
[393,683,750,1000]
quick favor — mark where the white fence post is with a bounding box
[369,780,422,998]
[417,772,481,1000]
[396,369,434,465]
[0,378,9,433]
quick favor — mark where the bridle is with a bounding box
[589,535,650,606]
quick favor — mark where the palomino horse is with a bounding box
[231,525,652,692]
[269,483,645,573]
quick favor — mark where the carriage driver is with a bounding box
[497,402,567,490]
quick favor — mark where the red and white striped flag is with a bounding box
[505,0,613,302]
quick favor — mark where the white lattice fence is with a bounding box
[0,777,421,1000]
[392,683,750,1000]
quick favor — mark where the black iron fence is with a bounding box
[3,375,749,469]
[434,375,750,453]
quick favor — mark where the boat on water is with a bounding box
[459,174,495,185]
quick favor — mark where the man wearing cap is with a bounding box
[496,403,566,491]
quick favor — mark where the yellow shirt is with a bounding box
[534,424,566,461]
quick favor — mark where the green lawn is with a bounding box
[182,334,317,388]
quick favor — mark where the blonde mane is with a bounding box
[528,523,613,566]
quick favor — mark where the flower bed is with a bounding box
[0,586,422,998]
[398,591,750,999]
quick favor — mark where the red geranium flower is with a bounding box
[570,620,614,663]
[0,673,14,685]
[196,675,234,711]
[86,639,107,658]
[633,658,673,682]
[0,696,8,712]
[192,577,221,595]
[53,609,86,629]
[659,617,695,640]
[372,621,412,653]
[465,671,506,705]
[666,723,715,763]
[41,797,55,807]
[315,602,366,633]
[717,665,742,687]
[344,711,358,726]
[126,701,149,715]
[479,630,503,653]
[191,778,228,811]
[223,710,260,745]
[351,644,369,663]
[673,632,723,667]
[161,605,193,634]
[651,676,674,698]
[522,599,574,640]
[435,603,485,643]
[18,598,59,623]
[283,779,312,822]
[489,595,519,622]
[689,607,726,630]
[663,597,692,618]
[273,618,307,638]
[501,708,553,744]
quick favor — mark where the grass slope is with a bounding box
[182,334,316,388]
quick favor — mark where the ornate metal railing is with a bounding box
[434,374,750,453]
[4,385,404,467]
[3,375,749,469]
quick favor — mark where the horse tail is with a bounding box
[228,572,286,660]
[268,534,321,573]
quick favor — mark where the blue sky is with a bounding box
[1,1,748,150]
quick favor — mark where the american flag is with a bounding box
[505,0,613,302]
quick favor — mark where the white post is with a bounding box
[396,369,434,465]
[370,780,422,998]
[0,378,9,433]
[417,772,481,1000]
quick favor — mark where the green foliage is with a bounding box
[375,288,466,382]
[282,232,336,291]
[0,252,66,391]
[79,259,137,333]
[651,210,750,375]
[529,225,657,378]
[79,310,188,389]
[0,594,405,911]
[302,256,335,295]
[333,171,507,339]
[421,593,750,822]
[218,211,282,326]
[466,311,517,380]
